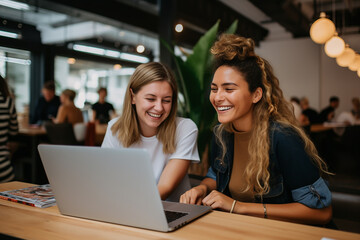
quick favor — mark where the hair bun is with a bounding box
[211,34,255,61]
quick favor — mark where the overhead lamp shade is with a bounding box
[358,68,360,78]
[349,55,360,71]
[310,12,336,44]
[336,46,356,67]
[324,35,345,58]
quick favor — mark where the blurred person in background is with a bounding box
[319,96,339,123]
[300,97,319,125]
[30,81,61,125]
[351,97,360,120]
[290,97,302,123]
[0,75,18,182]
[52,89,83,125]
[92,87,115,124]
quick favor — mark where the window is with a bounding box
[0,46,31,113]
[54,56,135,115]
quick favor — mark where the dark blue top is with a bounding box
[206,122,331,208]
[31,95,61,124]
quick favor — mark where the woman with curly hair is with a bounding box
[180,34,332,225]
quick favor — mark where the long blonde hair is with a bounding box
[111,62,178,154]
[211,34,329,196]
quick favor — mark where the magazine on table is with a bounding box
[0,184,56,208]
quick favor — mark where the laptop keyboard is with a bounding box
[164,210,188,223]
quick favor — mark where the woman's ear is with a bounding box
[253,87,263,103]
[130,88,136,104]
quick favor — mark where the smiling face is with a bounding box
[131,81,173,137]
[210,66,262,131]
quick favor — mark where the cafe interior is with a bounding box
[0,0,360,238]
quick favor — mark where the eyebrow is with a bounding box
[145,94,172,98]
[211,82,238,87]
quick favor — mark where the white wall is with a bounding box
[256,34,360,116]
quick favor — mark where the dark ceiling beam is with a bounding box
[324,8,360,31]
[175,0,268,45]
[0,18,41,50]
[46,0,268,47]
[250,0,310,38]
[46,0,158,33]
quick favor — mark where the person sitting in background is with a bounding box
[52,89,83,125]
[0,75,18,182]
[300,97,319,125]
[319,96,339,123]
[92,87,115,124]
[351,97,360,120]
[290,97,302,123]
[31,81,61,125]
[180,34,332,226]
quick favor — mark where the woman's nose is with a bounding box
[214,90,225,103]
[153,100,164,111]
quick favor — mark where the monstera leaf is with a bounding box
[162,20,238,162]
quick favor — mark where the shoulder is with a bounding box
[53,95,61,103]
[321,106,333,113]
[108,117,119,128]
[176,117,198,130]
[106,102,114,108]
[37,96,46,103]
[269,121,300,145]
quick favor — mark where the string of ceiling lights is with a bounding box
[310,10,360,78]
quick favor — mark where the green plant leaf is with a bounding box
[185,20,220,91]
[226,19,238,34]
[160,38,191,114]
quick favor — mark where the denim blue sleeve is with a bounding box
[291,177,332,209]
[205,167,216,180]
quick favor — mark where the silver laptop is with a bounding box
[38,144,211,232]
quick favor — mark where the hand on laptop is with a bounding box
[180,185,207,205]
[202,190,235,212]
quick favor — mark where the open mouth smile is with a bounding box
[217,106,233,111]
[147,112,162,118]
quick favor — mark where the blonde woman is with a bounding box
[53,89,83,125]
[180,34,332,225]
[101,62,199,201]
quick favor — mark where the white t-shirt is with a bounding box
[101,117,200,201]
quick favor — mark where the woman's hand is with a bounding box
[180,185,208,205]
[202,190,235,212]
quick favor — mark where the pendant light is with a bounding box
[324,33,345,58]
[336,45,356,67]
[349,55,360,71]
[310,12,336,44]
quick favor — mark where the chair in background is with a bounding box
[44,122,83,145]
[73,123,87,142]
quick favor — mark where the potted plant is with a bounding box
[162,20,238,176]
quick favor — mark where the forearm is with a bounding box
[233,201,332,225]
[199,178,217,195]
[157,159,190,200]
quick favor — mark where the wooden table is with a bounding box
[1,182,359,240]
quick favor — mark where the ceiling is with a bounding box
[0,0,359,60]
